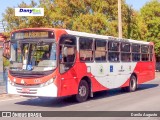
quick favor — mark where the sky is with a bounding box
[126,0,150,10]
[0,0,150,22]
[0,0,38,20]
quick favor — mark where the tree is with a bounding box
[2,0,137,38]
[123,7,148,40]
[140,0,160,55]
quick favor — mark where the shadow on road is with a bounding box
[15,83,159,108]
[15,95,78,108]
[137,83,159,91]
[92,83,159,100]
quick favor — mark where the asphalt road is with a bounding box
[0,73,160,120]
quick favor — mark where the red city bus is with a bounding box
[4,28,155,102]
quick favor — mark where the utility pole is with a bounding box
[118,0,122,38]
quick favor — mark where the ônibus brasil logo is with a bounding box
[15,8,44,16]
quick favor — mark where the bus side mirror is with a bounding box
[3,41,11,59]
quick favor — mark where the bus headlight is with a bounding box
[11,82,15,86]
[40,83,45,87]
[40,77,55,87]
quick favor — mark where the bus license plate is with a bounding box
[22,88,30,93]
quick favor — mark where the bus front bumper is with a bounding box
[7,82,58,97]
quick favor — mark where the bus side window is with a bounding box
[79,37,93,62]
[108,41,120,62]
[132,53,140,61]
[121,42,131,62]
[95,39,107,62]
[132,44,140,61]
[108,52,119,62]
[141,45,149,61]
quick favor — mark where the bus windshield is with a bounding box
[10,41,57,72]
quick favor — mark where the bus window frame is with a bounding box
[149,45,154,61]
[141,44,150,61]
[94,39,107,62]
[79,37,94,62]
[121,42,131,62]
[131,43,141,62]
[108,40,120,62]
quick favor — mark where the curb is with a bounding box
[0,93,21,99]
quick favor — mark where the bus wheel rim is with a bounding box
[79,86,87,97]
[131,76,136,89]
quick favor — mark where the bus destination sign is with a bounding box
[11,31,54,40]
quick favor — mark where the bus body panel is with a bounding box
[134,62,155,84]
[85,62,137,89]
[58,62,108,97]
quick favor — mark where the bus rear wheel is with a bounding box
[128,75,137,92]
[121,75,137,92]
[75,80,89,102]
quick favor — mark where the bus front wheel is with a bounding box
[75,80,89,102]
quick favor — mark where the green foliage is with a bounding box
[1,0,160,55]
[2,0,129,36]
[140,0,160,55]
[3,57,10,67]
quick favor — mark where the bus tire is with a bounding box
[75,80,89,102]
[128,75,137,92]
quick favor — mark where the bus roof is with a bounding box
[66,29,151,45]
[11,28,151,45]
[66,29,113,40]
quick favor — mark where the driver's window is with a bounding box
[59,35,76,74]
